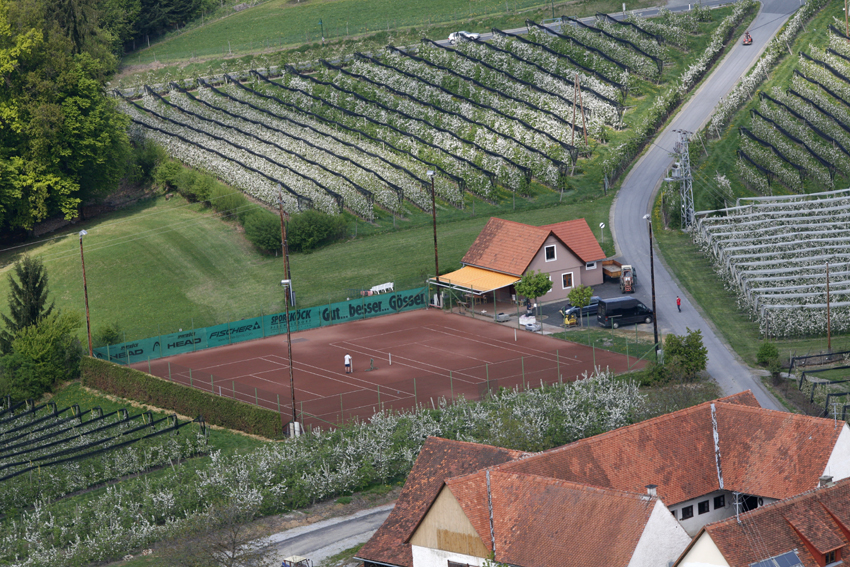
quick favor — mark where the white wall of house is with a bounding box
[668,490,777,536]
[824,423,850,481]
[676,531,731,567]
[411,545,486,567]
[668,490,733,537]
[629,499,692,567]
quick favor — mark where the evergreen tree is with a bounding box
[0,256,55,353]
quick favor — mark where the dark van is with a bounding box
[597,297,653,328]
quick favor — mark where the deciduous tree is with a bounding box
[515,270,553,317]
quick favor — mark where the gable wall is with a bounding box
[677,532,731,567]
[629,500,692,567]
[824,424,850,481]
[409,487,490,559]
[526,234,584,302]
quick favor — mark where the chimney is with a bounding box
[819,475,834,488]
[646,484,658,497]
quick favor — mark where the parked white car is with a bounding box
[448,31,481,44]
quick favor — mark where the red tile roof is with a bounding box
[446,471,657,567]
[699,478,850,567]
[462,218,550,276]
[542,219,606,263]
[356,437,525,567]
[494,396,843,505]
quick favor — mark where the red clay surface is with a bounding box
[134,310,643,429]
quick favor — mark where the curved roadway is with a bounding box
[610,0,805,410]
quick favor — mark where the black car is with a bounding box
[560,296,601,320]
[597,297,653,328]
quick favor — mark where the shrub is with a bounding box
[80,357,284,438]
[757,342,779,366]
[93,322,122,348]
[287,210,348,253]
[243,210,282,253]
[129,139,167,184]
[153,160,183,189]
[208,183,249,217]
[0,312,83,399]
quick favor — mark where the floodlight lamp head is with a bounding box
[426,170,435,177]
[79,230,87,237]
[280,279,291,287]
[643,214,651,220]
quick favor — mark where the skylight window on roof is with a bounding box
[750,550,803,567]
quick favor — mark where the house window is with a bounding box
[714,495,725,509]
[586,262,597,270]
[545,245,556,261]
[825,551,838,565]
[562,272,574,290]
[448,562,472,567]
[681,505,694,519]
[698,501,710,515]
[671,509,677,517]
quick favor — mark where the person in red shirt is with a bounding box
[677,296,682,312]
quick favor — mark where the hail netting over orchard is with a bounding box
[694,189,850,338]
[119,13,687,218]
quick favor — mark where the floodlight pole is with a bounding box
[278,190,297,431]
[428,171,440,283]
[644,215,659,360]
[79,230,93,357]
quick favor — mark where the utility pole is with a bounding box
[427,171,440,282]
[79,230,93,357]
[665,130,696,230]
[278,187,297,434]
[644,215,659,359]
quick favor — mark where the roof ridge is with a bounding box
[492,400,716,469]
[493,470,659,502]
[425,436,528,456]
[715,402,847,427]
[491,217,551,232]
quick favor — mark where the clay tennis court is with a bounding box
[135,309,643,429]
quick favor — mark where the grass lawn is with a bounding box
[121,0,659,68]
[0,192,615,343]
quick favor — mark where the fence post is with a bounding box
[211,374,214,393]
[377,384,381,406]
[190,368,193,387]
[556,350,560,380]
[277,393,280,413]
[255,387,258,406]
[228,319,232,345]
[340,393,344,421]
[522,356,525,390]
[262,309,266,338]
[626,343,630,368]
[192,317,196,352]
[107,343,110,361]
[148,358,151,374]
[168,362,171,381]
[450,370,454,400]
[233,380,236,399]
[414,377,418,408]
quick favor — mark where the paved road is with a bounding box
[265,504,393,565]
[610,0,805,410]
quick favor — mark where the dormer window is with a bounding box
[545,245,556,261]
[825,550,839,565]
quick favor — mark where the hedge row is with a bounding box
[80,356,284,438]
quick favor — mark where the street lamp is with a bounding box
[280,278,298,436]
[278,187,298,436]
[79,230,93,357]
[643,214,659,359]
[427,170,440,283]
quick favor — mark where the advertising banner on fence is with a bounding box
[93,287,428,365]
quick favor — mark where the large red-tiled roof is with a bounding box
[494,396,843,505]
[542,219,606,263]
[462,218,550,276]
[715,403,844,500]
[700,478,850,567]
[356,437,525,567]
[447,471,657,567]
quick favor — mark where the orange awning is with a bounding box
[429,266,520,294]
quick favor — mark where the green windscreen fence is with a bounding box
[94,287,428,365]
